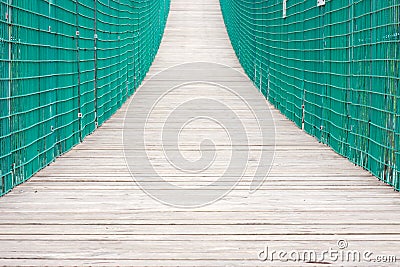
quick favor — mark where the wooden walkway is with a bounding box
[1,0,400,266]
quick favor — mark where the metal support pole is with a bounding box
[7,0,13,187]
[94,0,98,128]
[75,0,82,141]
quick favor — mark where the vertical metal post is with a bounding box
[75,0,82,141]
[94,0,98,128]
[7,0,12,125]
[48,0,58,161]
[300,3,306,131]
[346,1,354,157]
[117,0,122,104]
[131,0,136,90]
[322,3,327,142]
[137,0,141,83]
[7,0,13,187]
[252,0,257,89]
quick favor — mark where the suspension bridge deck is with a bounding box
[0,0,399,266]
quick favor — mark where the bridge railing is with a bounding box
[220,0,399,190]
[0,0,170,196]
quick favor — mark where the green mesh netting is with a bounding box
[220,0,399,190]
[0,0,170,196]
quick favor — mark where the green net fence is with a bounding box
[0,0,170,196]
[220,0,399,190]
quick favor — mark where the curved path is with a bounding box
[0,0,399,266]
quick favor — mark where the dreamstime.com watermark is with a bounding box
[123,62,276,208]
[258,240,398,264]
